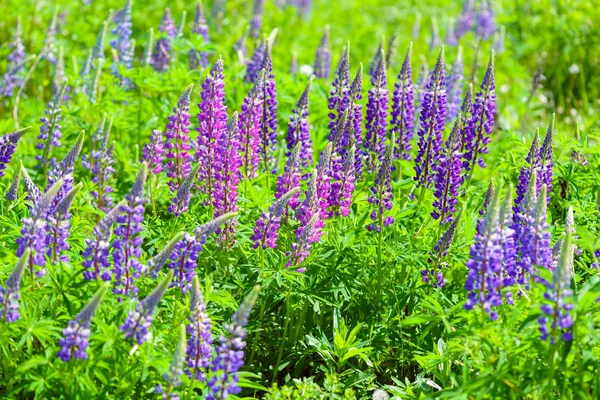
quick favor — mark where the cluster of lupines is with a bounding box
[165,84,194,192]
[423,212,461,287]
[0,127,29,178]
[455,0,497,41]
[239,70,265,181]
[364,50,389,172]
[313,27,331,79]
[367,134,395,232]
[153,8,177,72]
[1,18,26,98]
[0,250,30,323]
[390,44,415,161]
[286,79,313,169]
[189,1,210,69]
[85,114,115,211]
[252,187,300,249]
[258,42,278,174]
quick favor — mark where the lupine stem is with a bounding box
[272,284,292,384]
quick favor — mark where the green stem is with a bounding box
[272,285,292,384]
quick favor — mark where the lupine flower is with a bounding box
[286,80,313,169]
[538,115,555,203]
[36,83,67,169]
[143,130,165,175]
[85,116,115,211]
[196,58,228,201]
[414,64,430,122]
[42,10,59,64]
[252,187,300,249]
[1,19,26,98]
[234,28,249,66]
[455,0,475,40]
[169,163,201,216]
[207,285,260,400]
[275,144,302,219]
[390,44,415,161]
[57,284,108,361]
[239,70,265,181]
[287,213,320,270]
[539,231,575,343]
[414,48,446,188]
[46,131,85,210]
[120,271,173,345]
[16,179,63,277]
[446,18,458,46]
[369,40,384,81]
[476,178,495,234]
[0,249,30,323]
[6,163,22,201]
[0,127,29,178]
[386,30,399,69]
[92,21,108,65]
[153,8,177,72]
[189,1,210,69]
[423,211,461,287]
[364,50,389,172]
[327,44,350,144]
[250,0,265,39]
[513,131,540,216]
[313,27,331,79]
[475,0,495,40]
[147,232,186,278]
[258,42,278,174]
[165,84,194,191]
[446,47,464,122]
[112,164,147,298]
[429,17,442,51]
[167,213,236,291]
[214,114,242,248]
[348,65,365,178]
[156,324,187,398]
[111,0,133,74]
[367,134,395,232]
[83,200,127,281]
[464,52,495,173]
[21,163,42,203]
[46,183,83,264]
[186,276,213,381]
[245,40,265,83]
[329,145,356,217]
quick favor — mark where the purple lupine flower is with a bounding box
[0,127,29,178]
[153,8,177,72]
[364,50,389,172]
[120,271,173,345]
[414,48,446,188]
[327,44,350,144]
[497,188,518,292]
[21,163,41,203]
[313,27,331,79]
[249,0,265,39]
[1,19,26,98]
[86,116,115,211]
[167,213,235,291]
[286,80,313,169]
[207,286,260,400]
[475,0,496,40]
[42,10,59,64]
[367,134,395,232]
[169,163,201,216]
[386,30,399,69]
[287,213,320,270]
[214,114,242,248]
[239,70,265,181]
[414,64,430,124]
[6,164,22,201]
[143,130,165,175]
[539,231,574,342]
[348,65,365,178]
[196,58,228,201]
[83,200,127,281]
[368,40,384,82]
[455,0,475,40]
[275,144,302,219]
[46,183,82,264]
[329,145,356,218]
[476,178,495,234]
[157,325,187,398]
[446,47,464,122]
[252,187,300,249]
[245,40,265,83]
[46,131,85,210]
[0,249,30,323]
[165,84,194,192]
[92,21,108,65]
[538,115,555,203]
[457,83,474,173]
[189,1,210,69]
[258,42,278,174]
[16,179,63,277]
[464,52,495,173]
[36,83,67,169]
[186,276,213,381]
[112,164,147,298]
[514,131,540,215]
[57,284,107,361]
[111,0,133,71]
[412,13,421,40]
[390,44,415,161]
[423,211,461,287]
[147,232,185,278]
[160,8,177,38]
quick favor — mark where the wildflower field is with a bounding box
[1,0,599,398]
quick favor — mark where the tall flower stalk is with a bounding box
[286,79,313,169]
[239,70,265,181]
[275,144,301,220]
[189,1,210,69]
[446,47,464,122]
[1,18,26,98]
[313,27,330,79]
[0,127,29,178]
[46,183,83,264]
[36,83,67,169]
[152,8,177,72]
[252,187,300,249]
[327,44,350,144]
[390,43,415,161]
[165,84,194,192]
[364,49,389,173]
[86,115,115,211]
[0,249,30,323]
[258,42,278,176]
[186,276,213,381]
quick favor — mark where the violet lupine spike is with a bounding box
[457,83,474,167]
[239,70,265,181]
[390,43,415,161]
[0,249,30,323]
[92,21,108,64]
[57,284,108,362]
[112,164,147,298]
[165,84,194,192]
[446,47,464,123]
[423,210,462,287]
[538,115,555,203]
[513,130,540,227]
[497,187,517,291]
[156,324,187,397]
[0,127,29,178]
[207,285,259,400]
[364,49,389,172]
[327,44,350,143]
[36,83,67,169]
[313,27,331,79]
[258,41,278,175]
[329,145,356,218]
[196,58,227,202]
[539,231,575,343]
[21,163,42,203]
[287,213,320,270]
[275,144,302,219]
[147,232,186,279]
[476,0,496,40]
[82,199,128,281]
[476,178,495,234]
[152,7,176,71]
[286,79,313,169]
[186,276,213,382]
[190,1,210,69]
[214,113,242,249]
[465,51,495,173]
[120,270,173,345]
[414,47,447,189]
[6,164,22,201]
[368,40,384,82]
[143,130,165,175]
[169,163,201,216]
[314,144,333,222]
[245,40,265,83]
[348,64,365,178]
[16,179,63,278]
[1,18,26,98]
[86,116,115,211]
[367,134,395,232]
[111,0,133,68]
[159,8,177,38]
[252,187,300,249]
[46,131,85,210]
[455,0,475,40]
[47,183,83,265]
[249,0,265,39]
